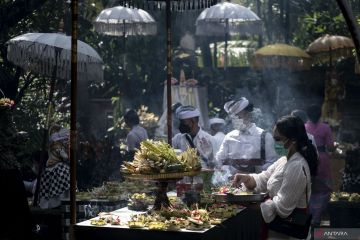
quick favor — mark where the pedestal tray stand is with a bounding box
[125,171,200,210]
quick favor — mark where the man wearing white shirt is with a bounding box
[209,117,226,156]
[172,105,214,169]
[216,97,278,174]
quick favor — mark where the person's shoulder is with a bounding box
[271,156,287,169]
[135,125,147,131]
[126,131,137,140]
[225,129,239,137]
[199,129,212,137]
[256,127,272,138]
[275,156,287,164]
[247,123,261,134]
[140,126,148,133]
[287,153,307,167]
[172,132,183,140]
[319,122,332,131]
[216,132,226,138]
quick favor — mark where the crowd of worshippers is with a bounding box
[120,97,335,229]
[23,97,336,232]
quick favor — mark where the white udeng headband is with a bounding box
[224,98,249,115]
[176,106,200,120]
[209,117,226,125]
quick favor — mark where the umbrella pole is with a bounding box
[33,49,59,206]
[329,47,333,70]
[224,19,229,79]
[213,42,218,68]
[166,0,172,144]
[70,0,78,237]
[123,19,126,71]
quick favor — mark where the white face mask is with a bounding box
[231,118,247,131]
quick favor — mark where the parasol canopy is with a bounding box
[196,2,262,69]
[195,1,262,36]
[93,6,157,36]
[7,33,103,82]
[251,43,311,71]
[306,34,354,65]
[93,6,157,72]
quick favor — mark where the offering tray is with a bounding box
[124,171,201,210]
[213,192,267,203]
[124,171,201,180]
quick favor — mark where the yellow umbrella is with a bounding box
[307,34,354,66]
[251,43,312,71]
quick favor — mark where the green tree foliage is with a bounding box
[1,0,359,177]
[292,1,352,49]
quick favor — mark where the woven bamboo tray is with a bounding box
[124,171,201,180]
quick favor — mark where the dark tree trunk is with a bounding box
[279,0,285,41]
[256,0,263,47]
[336,0,360,62]
[267,0,273,42]
[285,0,290,43]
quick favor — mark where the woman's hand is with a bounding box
[232,174,256,189]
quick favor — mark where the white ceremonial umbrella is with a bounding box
[196,1,262,69]
[7,32,103,82]
[7,33,104,205]
[94,6,157,70]
[94,6,157,36]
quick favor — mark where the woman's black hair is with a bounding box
[124,109,139,126]
[306,104,322,124]
[291,109,308,123]
[275,115,318,177]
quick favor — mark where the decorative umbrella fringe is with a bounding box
[251,56,312,71]
[196,21,262,36]
[124,0,219,11]
[308,48,354,63]
[93,22,157,36]
[7,43,103,82]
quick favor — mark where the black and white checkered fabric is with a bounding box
[343,173,360,185]
[39,162,70,200]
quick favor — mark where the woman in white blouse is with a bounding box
[233,115,318,239]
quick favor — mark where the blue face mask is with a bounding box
[273,135,289,156]
[274,141,288,156]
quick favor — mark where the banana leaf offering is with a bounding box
[121,140,201,175]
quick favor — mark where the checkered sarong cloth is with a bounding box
[39,162,70,200]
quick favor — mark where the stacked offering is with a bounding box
[121,140,201,175]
